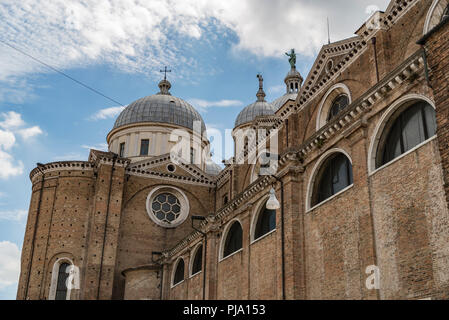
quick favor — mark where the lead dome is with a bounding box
[235,74,277,128]
[113,79,206,133]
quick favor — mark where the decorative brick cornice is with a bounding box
[30,161,94,182]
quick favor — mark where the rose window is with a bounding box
[146,186,190,228]
[151,193,181,223]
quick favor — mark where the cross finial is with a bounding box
[160,66,172,81]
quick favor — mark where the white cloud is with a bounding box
[0,0,390,84]
[0,112,25,130]
[0,241,21,289]
[189,99,244,112]
[17,126,43,140]
[0,209,27,222]
[0,111,42,179]
[0,130,16,150]
[82,143,108,151]
[89,106,126,121]
[0,150,24,179]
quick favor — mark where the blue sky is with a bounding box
[0,0,390,300]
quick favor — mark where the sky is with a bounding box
[0,0,390,300]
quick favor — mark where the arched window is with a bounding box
[223,221,243,258]
[424,0,449,34]
[173,259,185,286]
[312,153,353,207]
[376,101,436,168]
[55,262,70,300]
[254,202,276,240]
[191,245,203,276]
[327,94,350,121]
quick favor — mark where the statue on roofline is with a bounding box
[285,48,296,69]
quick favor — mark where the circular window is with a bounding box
[167,164,176,172]
[146,186,189,228]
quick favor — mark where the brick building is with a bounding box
[17,0,449,300]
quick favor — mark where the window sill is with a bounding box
[251,229,276,245]
[219,248,243,263]
[307,184,354,213]
[369,136,437,177]
[189,271,202,279]
[170,280,185,289]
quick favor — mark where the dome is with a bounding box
[113,80,206,133]
[235,74,276,128]
[271,93,297,110]
[235,101,277,127]
[271,63,303,110]
[205,160,223,176]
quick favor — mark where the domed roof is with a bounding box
[205,160,223,176]
[235,74,277,128]
[113,80,206,133]
[271,64,303,110]
[235,101,277,127]
[271,93,298,110]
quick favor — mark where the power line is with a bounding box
[0,38,125,107]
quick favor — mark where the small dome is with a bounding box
[205,160,222,176]
[235,74,276,128]
[271,93,298,110]
[235,101,277,127]
[113,80,206,133]
[271,62,303,110]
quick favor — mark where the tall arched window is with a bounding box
[327,94,350,121]
[55,262,70,300]
[312,153,353,207]
[191,245,203,276]
[376,101,436,168]
[173,259,185,286]
[223,221,243,258]
[254,202,276,240]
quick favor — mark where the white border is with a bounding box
[48,257,74,300]
[367,93,436,174]
[146,186,190,228]
[423,0,449,34]
[316,83,352,131]
[306,148,353,212]
[171,257,185,288]
[189,242,203,278]
[219,219,243,262]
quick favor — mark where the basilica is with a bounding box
[17,0,449,300]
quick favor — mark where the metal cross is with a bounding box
[160,66,172,80]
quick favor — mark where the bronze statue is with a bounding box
[285,49,296,69]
